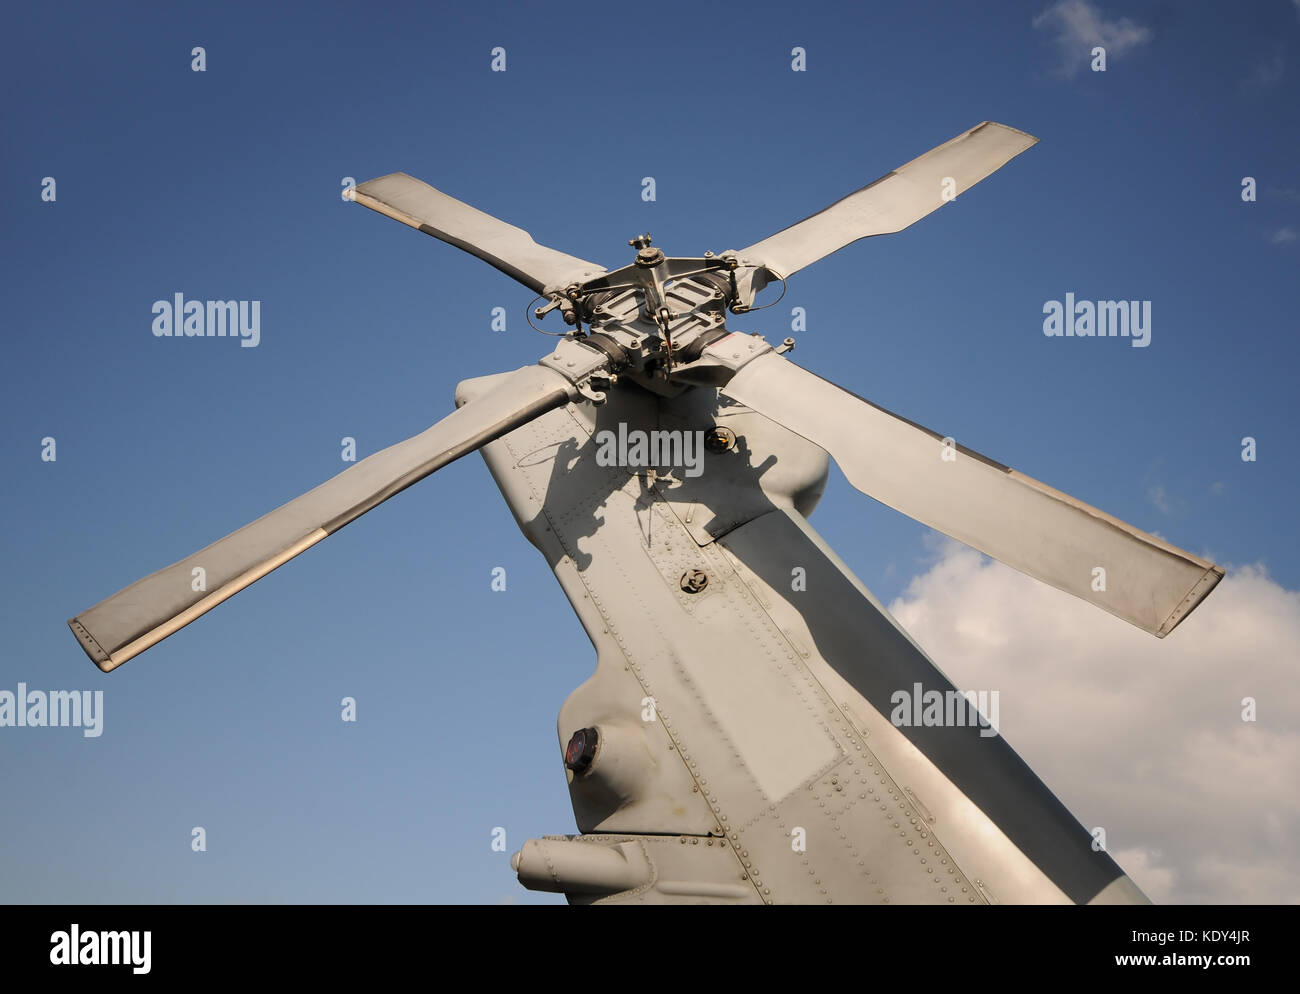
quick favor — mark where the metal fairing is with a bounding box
[459,373,1147,905]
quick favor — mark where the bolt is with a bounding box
[680,569,709,594]
[704,427,735,453]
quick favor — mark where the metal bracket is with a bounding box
[574,371,614,406]
[669,332,774,387]
[544,236,762,326]
[538,338,613,405]
[725,260,781,313]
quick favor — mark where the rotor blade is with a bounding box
[69,365,578,672]
[739,121,1038,278]
[347,172,604,293]
[721,352,1222,637]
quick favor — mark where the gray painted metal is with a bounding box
[347,173,605,293]
[461,373,1149,904]
[720,351,1222,636]
[513,835,761,904]
[68,365,577,672]
[69,121,1209,905]
[738,121,1038,279]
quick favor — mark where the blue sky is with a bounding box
[2,1,1297,903]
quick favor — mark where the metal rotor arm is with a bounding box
[724,121,1039,303]
[688,336,1223,638]
[347,172,606,294]
[68,346,610,672]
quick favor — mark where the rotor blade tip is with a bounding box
[978,120,1041,144]
[68,616,113,670]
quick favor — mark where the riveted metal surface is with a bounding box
[462,370,1105,904]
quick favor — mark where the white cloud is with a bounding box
[1034,0,1152,76]
[888,541,1300,903]
[1270,226,1298,245]
[1146,483,1172,514]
